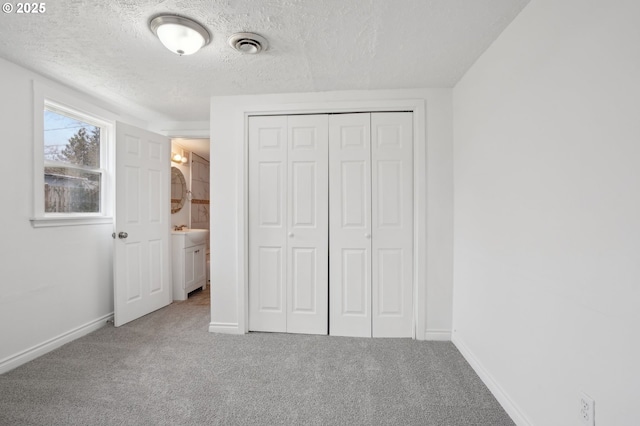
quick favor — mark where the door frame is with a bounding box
[239,99,427,339]
[162,129,211,320]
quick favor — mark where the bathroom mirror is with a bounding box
[171,167,187,214]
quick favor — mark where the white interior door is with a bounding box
[249,115,329,334]
[248,116,288,332]
[329,113,372,337]
[286,115,328,334]
[371,112,413,337]
[114,122,171,327]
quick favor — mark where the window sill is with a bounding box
[30,216,113,228]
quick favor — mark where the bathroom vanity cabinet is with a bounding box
[172,230,208,301]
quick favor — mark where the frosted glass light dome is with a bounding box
[150,16,211,56]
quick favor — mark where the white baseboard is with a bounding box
[452,334,532,426]
[209,322,241,334]
[0,313,113,375]
[424,329,452,341]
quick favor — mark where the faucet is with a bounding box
[174,225,188,231]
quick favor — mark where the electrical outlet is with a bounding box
[579,392,595,425]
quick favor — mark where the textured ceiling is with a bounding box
[0,0,529,122]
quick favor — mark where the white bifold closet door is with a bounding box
[248,114,329,334]
[328,113,372,337]
[329,112,413,338]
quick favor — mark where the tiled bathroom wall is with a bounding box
[170,142,190,229]
[190,153,210,232]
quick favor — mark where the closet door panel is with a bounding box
[376,249,404,314]
[341,248,368,315]
[291,247,317,311]
[249,116,288,332]
[341,161,367,227]
[376,160,403,227]
[329,113,372,337]
[371,112,414,338]
[291,162,316,226]
[286,115,328,334]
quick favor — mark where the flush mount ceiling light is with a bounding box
[228,32,269,54]
[150,15,211,56]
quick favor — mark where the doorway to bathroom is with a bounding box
[170,138,211,306]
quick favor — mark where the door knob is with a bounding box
[118,232,128,239]
[365,233,371,239]
[288,232,294,237]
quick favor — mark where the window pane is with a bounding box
[44,167,101,213]
[44,110,100,168]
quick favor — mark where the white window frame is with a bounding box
[31,81,115,227]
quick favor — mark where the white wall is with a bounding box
[209,89,453,339]
[0,57,161,373]
[452,0,640,424]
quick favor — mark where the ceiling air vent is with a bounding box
[228,32,269,54]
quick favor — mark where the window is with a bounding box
[32,82,114,227]
[44,106,105,213]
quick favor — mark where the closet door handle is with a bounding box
[288,232,294,238]
[365,233,371,239]
[118,232,128,239]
